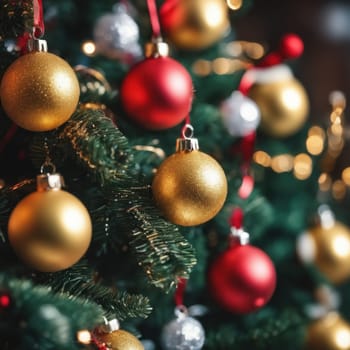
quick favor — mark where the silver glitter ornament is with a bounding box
[161,306,205,350]
[93,2,142,62]
[221,90,261,137]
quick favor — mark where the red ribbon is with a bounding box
[230,131,256,199]
[33,0,45,37]
[174,278,187,307]
[229,207,244,229]
[146,0,161,38]
[17,0,45,53]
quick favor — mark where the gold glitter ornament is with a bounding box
[152,125,227,226]
[160,0,230,51]
[297,206,350,284]
[0,38,80,132]
[95,318,144,350]
[305,312,350,350]
[8,172,92,272]
[97,330,144,350]
[248,65,309,138]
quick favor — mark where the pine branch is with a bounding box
[29,109,197,291]
[0,1,33,40]
[0,272,104,350]
[35,262,153,321]
[204,309,307,350]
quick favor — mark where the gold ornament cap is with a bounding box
[36,173,65,192]
[145,37,169,58]
[176,124,199,152]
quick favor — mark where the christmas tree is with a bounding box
[0,1,350,349]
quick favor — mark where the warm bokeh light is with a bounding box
[81,41,96,56]
[253,151,271,167]
[294,153,312,180]
[212,58,231,75]
[306,134,325,155]
[342,167,350,186]
[227,0,242,10]
[318,173,332,192]
[192,59,212,76]
[332,180,347,200]
[77,330,92,345]
[271,154,294,173]
[308,125,325,137]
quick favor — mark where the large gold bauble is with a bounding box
[0,51,80,131]
[8,189,92,272]
[248,77,309,138]
[160,0,230,51]
[152,150,228,226]
[97,330,144,350]
[303,221,350,284]
[305,312,350,350]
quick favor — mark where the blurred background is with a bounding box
[234,0,350,120]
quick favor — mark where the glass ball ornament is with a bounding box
[247,64,309,138]
[152,127,227,226]
[120,41,193,130]
[8,173,92,272]
[93,3,142,61]
[220,91,261,137]
[160,0,230,51]
[297,207,350,285]
[208,230,276,314]
[0,38,80,132]
[161,307,205,350]
[305,312,350,350]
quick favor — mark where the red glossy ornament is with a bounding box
[208,244,276,314]
[120,56,193,130]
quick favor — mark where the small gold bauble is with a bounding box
[160,0,230,51]
[8,189,92,272]
[97,330,144,350]
[305,312,350,350]
[152,150,228,226]
[0,51,80,131]
[248,77,309,138]
[305,221,350,284]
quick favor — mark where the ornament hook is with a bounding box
[181,124,194,140]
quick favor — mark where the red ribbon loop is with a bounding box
[146,0,161,38]
[33,0,45,38]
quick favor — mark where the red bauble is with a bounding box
[208,244,276,314]
[120,56,193,130]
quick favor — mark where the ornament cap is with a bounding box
[230,227,250,245]
[176,138,199,152]
[27,37,48,52]
[36,173,65,192]
[176,123,199,152]
[145,38,169,58]
[99,317,120,333]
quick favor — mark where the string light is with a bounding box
[192,40,264,77]
[82,40,96,56]
[77,330,92,345]
[254,91,347,194]
[253,125,325,180]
